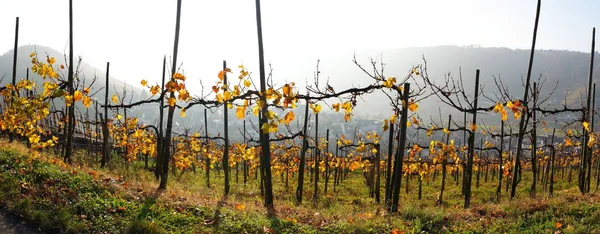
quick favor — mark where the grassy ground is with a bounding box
[0,140,599,233]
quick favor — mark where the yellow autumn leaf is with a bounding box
[342,102,353,112]
[29,134,40,144]
[141,79,148,86]
[236,106,246,119]
[82,96,92,108]
[112,94,119,104]
[261,123,278,133]
[74,90,83,101]
[412,67,420,75]
[514,111,521,120]
[223,91,231,101]
[116,114,123,120]
[180,108,186,117]
[390,114,397,124]
[588,134,596,148]
[233,85,241,96]
[506,100,514,109]
[23,80,34,90]
[178,89,190,101]
[583,121,590,132]
[493,103,503,113]
[65,95,74,107]
[382,119,389,131]
[383,77,396,88]
[344,113,352,122]
[243,79,251,88]
[311,104,322,114]
[168,97,176,107]
[266,110,276,120]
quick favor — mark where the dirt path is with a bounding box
[0,209,39,234]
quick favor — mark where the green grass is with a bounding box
[0,142,600,233]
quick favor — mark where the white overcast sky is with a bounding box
[0,0,598,94]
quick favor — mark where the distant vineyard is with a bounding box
[1,0,598,217]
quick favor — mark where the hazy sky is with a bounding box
[0,0,598,95]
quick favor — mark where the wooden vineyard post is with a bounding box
[390,83,409,213]
[312,113,320,205]
[153,57,166,179]
[101,62,110,168]
[205,109,210,188]
[497,119,504,203]
[9,17,19,143]
[583,29,596,193]
[223,60,230,196]
[438,115,451,206]
[325,129,330,193]
[531,82,538,197]
[549,129,556,197]
[464,69,480,208]
[159,0,183,190]
[512,0,541,199]
[385,118,394,205]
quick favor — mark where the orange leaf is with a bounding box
[150,85,160,95]
[555,221,563,229]
[173,73,186,81]
[411,116,419,126]
[235,204,246,210]
[332,103,341,112]
[407,101,418,112]
[283,111,295,125]
[470,123,477,131]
